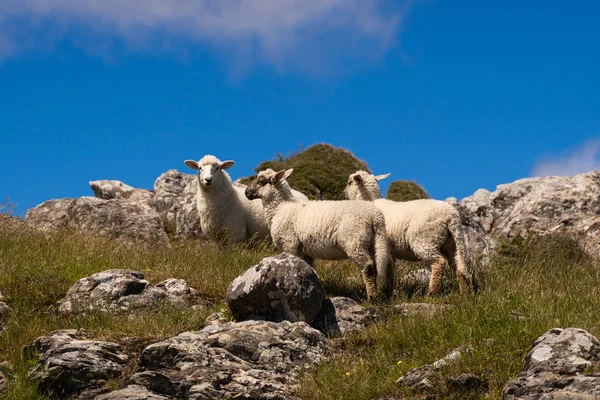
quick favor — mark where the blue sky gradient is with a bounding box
[1,1,599,213]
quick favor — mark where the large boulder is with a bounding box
[55,270,201,315]
[89,180,152,201]
[312,297,372,337]
[124,320,332,399]
[226,253,326,324]
[25,330,129,398]
[503,327,600,399]
[458,171,600,257]
[26,197,169,244]
[151,170,202,239]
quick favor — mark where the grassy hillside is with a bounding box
[1,205,599,399]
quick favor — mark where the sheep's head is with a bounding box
[184,155,234,189]
[343,170,389,201]
[245,168,293,201]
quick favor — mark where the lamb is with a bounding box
[184,155,271,245]
[343,170,472,296]
[245,168,393,301]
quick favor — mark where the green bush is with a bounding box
[240,143,370,200]
[386,180,429,202]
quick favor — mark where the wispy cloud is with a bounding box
[532,139,600,177]
[0,0,411,76]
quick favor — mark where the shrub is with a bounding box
[386,180,429,202]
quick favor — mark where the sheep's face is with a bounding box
[343,170,389,201]
[245,168,293,201]
[184,155,234,189]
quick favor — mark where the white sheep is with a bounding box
[245,168,393,301]
[343,171,472,296]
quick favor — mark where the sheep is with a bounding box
[245,168,393,301]
[184,155,272,245]
[343,170,472,296]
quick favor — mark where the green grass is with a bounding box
[1,202,599,399]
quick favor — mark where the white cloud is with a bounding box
[0,0,410,76]
[532,139,600,177]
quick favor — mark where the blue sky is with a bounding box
[1,1,599,213]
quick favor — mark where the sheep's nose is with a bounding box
[204,177,213,183]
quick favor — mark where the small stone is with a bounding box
[312,297,372,337]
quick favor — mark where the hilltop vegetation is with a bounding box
[386,180,430,202]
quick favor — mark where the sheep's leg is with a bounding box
[349,252,377,301]
[427,255,448,296]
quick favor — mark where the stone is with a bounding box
[458,171,600,258]
[396,346,471,390]
[312,297,372,337]
[226,253,326,324]
[151,170,202,239]
[25,330,128,397]
[95,385,170,400]
[448,373,487,393]
[89,180,152,201]
[55,270,201,315]
[131,320,331,399]
[503,328,600,399]
[26,197,169,244]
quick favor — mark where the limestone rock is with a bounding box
[503,328,600,399]
[396,346,471,390]
[226,253,326,324]
[26,197,169,244]
[25,330,128,397]
[89,180,152,201]
[131,320,332,399]
[55,270,201,315]
[94,385,170,400]
[312,297,372,337]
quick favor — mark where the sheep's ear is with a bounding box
[184,160,199,170]
[274,169,292,182]
[220,160,235,170]
[353,174,363,184]
[283,168,293,179]
[375,173,390,181]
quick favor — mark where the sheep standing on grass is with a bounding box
[343,171,472,296]
[245,168,393,301]
[184,155,272,245]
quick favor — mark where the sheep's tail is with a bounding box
[447,211,472,294]
[373,216,393,300]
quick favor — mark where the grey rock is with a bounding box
[152,170,202,239]
[458,171,600,258]
[312,297,372,337]
[95,385,170,400]
[26,197,169,244]
[89,180,152,201]
[203,310,229,327]
[396,346,470,390]
[226,253,326,324]
[55,270,201,315]
[503,328,600,399]
[448,373,487,393]
[25,329,128,397]
[133,320,331,399]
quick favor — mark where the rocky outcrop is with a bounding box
[126,320,331,399]
[25,330,129,398]
[226,253,326,324]
[458,171,600,257]
[55,270,202,315]
[89,180,152,201]
[503,327,600,399]
[26,197,169,244]
[312,297,372,337]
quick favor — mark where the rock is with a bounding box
[151,170,202,239]
[503,328,600,399]
[396,346,471,390]
[458,171,600,257]
[132,320,331,399]
[89,180,152,201]
[395,303,452,318]
[448,373,487,393]
[25,330,128,397]
[226,253,326,324]
[26,197,169,244]
[203,310,229,327]
[312,297,372,337]
[55,270,201,315]
[95,385,170,400]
